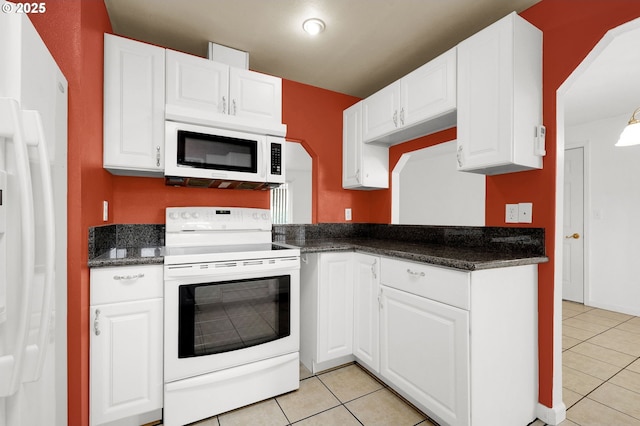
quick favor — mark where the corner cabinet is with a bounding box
[361,48,457,146]
[456,12,544,175]
[300,252,355,373]
[342,102,389,190]
[103,34,165,177]
[379,257,538,426]
[165,49,285,136]
[89,265,163,426]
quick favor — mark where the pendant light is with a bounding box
[615,107,640,147]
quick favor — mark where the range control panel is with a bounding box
[165,207,272,232]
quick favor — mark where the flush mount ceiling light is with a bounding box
[615,106,640,147]
[303,18,325,35]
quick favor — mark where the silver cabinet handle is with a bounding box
[222,96,227,114]
[94,309,101,336]
[393,110,398,127]
[400,107,405,126]
[371,259,377,279]
[113,273,144,281]
[232,99,237,115]
[378,288,383,310]
[355,168,360,184]
[406,268,425,277]
[156,145,161,167]
[457,145,464,167]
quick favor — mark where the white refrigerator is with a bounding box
[0,3,68,426]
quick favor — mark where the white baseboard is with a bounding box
[536,402,567,425]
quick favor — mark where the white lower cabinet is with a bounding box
[380,284,469,426]
[90,265,163,426]
[303,251,538,426]
[300,252,355,373]
[379,257,538,426]
[352,253,380,372]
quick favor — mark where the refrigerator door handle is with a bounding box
[0,98,36,398]
[21,110,55,383]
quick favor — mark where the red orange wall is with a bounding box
[25,0,640,423]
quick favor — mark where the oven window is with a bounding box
[178,275,291,358]
[177,130,258,173]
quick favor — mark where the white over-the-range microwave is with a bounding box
[164,121,285,190]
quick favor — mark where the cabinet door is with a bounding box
[362,81,401,143]
[229,68,282,123]
[343,102,389,190]
[343,102,362,188]
[90,299,163,426]
[353,253,380,372]
[103,34,165,176]
[401,48,456,128]
[456,12,542,174]
[317,253,353,363]
[380,285,469,426]
[165,49,229,119]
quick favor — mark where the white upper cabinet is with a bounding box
[165,49,229,118]
[362,48,457,146]
[456,12,543,175]
[166,49,285,136]
[103,34,165,176]
[343,101,389,190]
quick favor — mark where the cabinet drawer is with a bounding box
[90,264,163,305]
[380,257,469,310]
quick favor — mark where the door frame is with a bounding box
[563,142,591,305]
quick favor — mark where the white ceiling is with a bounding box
[104,0,541,99]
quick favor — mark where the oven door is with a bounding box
[164,265,299,383]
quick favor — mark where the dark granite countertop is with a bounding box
[88,246,165,268]
[283,238,547,271]
[88,223,548,271]
[273,224,548,271]
[88,224,165,268]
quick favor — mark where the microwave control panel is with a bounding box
[271,143,282,175]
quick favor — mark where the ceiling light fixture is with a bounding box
[303,18,325,36]
[615,106,640,147]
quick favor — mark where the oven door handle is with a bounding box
[165,352,298,392]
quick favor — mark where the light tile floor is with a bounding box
[531,300,640,426]
[187,363,436,426]
[165,300,640,426]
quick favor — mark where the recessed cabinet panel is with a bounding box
[103,34,165,176]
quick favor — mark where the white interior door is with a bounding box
[563,147,585,303]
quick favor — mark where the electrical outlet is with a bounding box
[506,204,519,223]
[103,200,109,222]
[345,208,352,221]
[519,203,533,223]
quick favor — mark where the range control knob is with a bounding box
[168,212,179,220]
[261,213,269,220]
[192,212,200,219]
[181,212,190,219]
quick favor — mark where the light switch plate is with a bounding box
[519,203,533,223]
[345,208,352,221]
